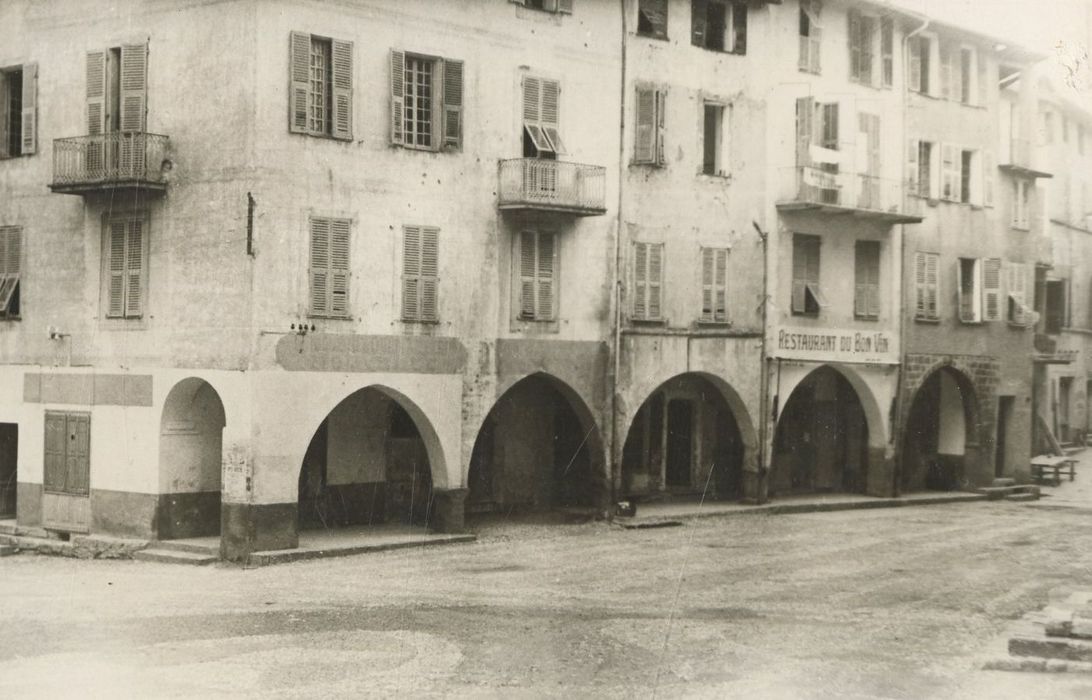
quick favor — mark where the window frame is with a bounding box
[632,241,665,322]
[307,215,353,319]
[401,225,440,324]
[289,32,352,141]
[401,53,438,151]
[0,62,37,159]
[957,257,983,323]
[100,212,149,322]
[701,101,730,177]
[692,0,747,55]
[1012,178,1031,230]
[515,229,559,324]
[854,240,881,321]
[798,0,822,74]
[633,85,666,166]
[914,251,940,322]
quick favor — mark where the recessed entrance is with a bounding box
[901,368,977,492]
[158,378,225,539]
[0,423,16,519]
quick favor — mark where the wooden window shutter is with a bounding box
[795,97,815,168]
[390,49,406,145]
[66,413,91,496]
[21,62,37,155]
[633,242,648,319]
[731,2,747,54]
[402,226,421,320]
[119,44,147,133]
[701,247,714,321]
[848,11,861,81]
[331,39,353,141]
[86,51,107,173]
[105,220,125,317]
[635,87,656,164]
[329,218,350,316]
[522,76,540,123]
[0,226,21,313]
[656,90,666,165]
[925,252,939,319]
[908,139,920,195]
[855,241,880,319]
[539,79,565,154]
[691,0,708,47]
[984,151,995,206]
[289,32,310,134]
[791,236,808,313]
[977,53,988,106]
[309,217,330,315]
[43,412,68,493]
[939,45,951,100]
[647,243,663,320]
[536,232,556,320]
[442,59,463,149]
[714,248,727,321]
[982,257,1002,321]
[909,39,922,92]
[124,218,144,317]
[914,252,927,318]
[420,227,439,321]
[519,231,537,319]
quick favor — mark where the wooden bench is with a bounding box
[1031,455,1077,486]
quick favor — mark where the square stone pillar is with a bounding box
[430,488,468,534]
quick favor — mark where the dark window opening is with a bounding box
[702,104,723,175]
[919,141,933,197]
[706,2,727,51]
[638,0,668,39]
[4,70,22,157]
[960,150,973,203]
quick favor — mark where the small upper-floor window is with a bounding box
[913,251,939,321]
[391,50,463,151]
[1007,261,1032,325]
[854,240,880,321]
[634,86,666,166]
[517,229,558,322]
[791,233,824,316]
[908,139,936,199]
[289,33,352,140]
[511,0,573,14]
[522,75,565,158]
[1012,179,1031,230]
[102,214,148,320]
[632,241,664,322]
[0,64,37,158]
[957,257,1003,323]
[702,102,730,176]
[848,10,875,85]
[700,247,728,324]
[692,0,747,55]
[799,0,822,73]
[637,0,668,39]
[908,35,932,95]
[0,225,22,319]
[880,18,894,87]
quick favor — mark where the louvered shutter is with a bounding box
[124,218,144,317]
[855,241,879,319]
[655,89,666,165]
[692,0,708,47]
[390,50,406,145]
[849,11,861,81]
[86,51,107,174]
[925,253,939,319]
[914,252,927,318]
[522,76,540,123]
[66,413,90,496]
[43,412,67,493]
[329,218,350,316]
[908,139,920,196]
[289,32,310,134]
[635,87,656,164]
[700,247,714,321]
[982,257,1002,321]
[119,44,147,132]
[519,231,537,319]
[909,39,922,92]
[714,248,727,321]
[956,258,968,321]
[421,227,439,321]
[540,79,565,154]
[796,97,815,168]
[442,59,463,149]
[633,242,648,319]
[536,232,556,320]
[647,243,663,320]
[0,227,20,313]
[984,152,995,207]
[309,217,330,315]
[106,220,126,318]
[20,63,37,155]
[791,237,808,313]
[331,39,353,140]
[402,225,421,320]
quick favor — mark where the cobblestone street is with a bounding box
[3,494,1092,698]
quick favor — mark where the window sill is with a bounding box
[696,320,731,328]
[631,317,666,326]
[693,45,746,57]
[631,161,665,169]
[401,318,440,325]
[699,171,731,181]
[791,312,820,319]
[914,316,941,324]
[1006,321,1032,329]
[958,319,984,325]
[854,315,880,322]
[636,32,669,42]
[798,66,822,76]
[308,314,354,322]
[1011,225,1031,232]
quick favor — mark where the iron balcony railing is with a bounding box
[497,158,607,215]
[777,166,922,223]
[51,132,170,192]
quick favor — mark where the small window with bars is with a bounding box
[402,226,439,323]
[309,216,351,318]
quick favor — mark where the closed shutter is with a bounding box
[86,51,107,173]
[289,32,310,134]
[848,11,861,81]
[940,45,952,100]
[855,241,880,319]
[329,218,350,316]
[402,226,421,320]
[536,232,556,320]
[106,220,126,318]
[124,218,144,317]
[119,44,147,132]
[21,62,37,155]
[67,413,91,496]
[909,38,922,92]
[519,231,537,319]
[791,236,812,314]
[701,247,728,323]
[982,257,1002,321]
[632,242,663,321]
[633,242,648,319]
[635,87,656,164]
[908,139,920,196]
[442,59,463,149]
[647,243,662,320]
[331,39,353,140]
[309,217,330,315]
[421,227,439,321]
[0,226,21,314]
[390,49,406,145]
[43,412,68,493]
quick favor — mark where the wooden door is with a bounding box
[42,411,91,533]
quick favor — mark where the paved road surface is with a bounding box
[2,498,1091,698]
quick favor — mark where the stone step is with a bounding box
[1005,492,1039,502]
[983,656,1092,673]
[150,539,220,556]
[1010,635,1092,663]
[0,544,17,557]
[977,484,1040,500]
[133,548,219,566]
[992,478,1017,488]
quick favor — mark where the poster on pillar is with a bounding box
[222,444,252,503]
[775,326,897,365]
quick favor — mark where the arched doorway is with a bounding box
[467,374,604,516]
[771,367,870,496]
[158,378,225,539]
[901,367,977,492]
[298,387,434,531]
[621,373,749,502]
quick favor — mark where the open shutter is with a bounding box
[1008,262,1028,325]
[977,53,988,106]
[656,90,666,165]
[289,32,310,134]
[519,231,536,319]
[982,258,1002,321]
[984,151,995,206]
[331,39,353,140]
[791,238,808,313]
[329,219,350,316]
[691,0,708,47]
[536,232,556,320]
[20,62,37,155]
[925,253,939,319]
[701,247,714,321]
[796,97,815,168]
[908,139,920,196]
[402,226,421,320]
[731,2,747,54]
[909,39,922,92]
[848,11,861,81]
[106,220,125,318]
[540,79,565,155]
[939,45,952,100]
[635,87,655,164]
[633,242,648,319]
[86,51,107,173]
[442,59,463,149]
[714,248,727,321]
[647,243,663,320]
[855,241,879,318]
[421,227,439,321]
[309,218,330,315]
[119,44,147,132]
[124,219,144,317]
[390,50,405,145]
[956,257,967,321]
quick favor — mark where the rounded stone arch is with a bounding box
[901,364,982,492]
[158,377,227,539]
[823,363,888,448]
[467,371,608,514]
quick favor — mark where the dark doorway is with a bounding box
[901,368,975,492]
[996,396,1014,478]
[665,400,693,488]
[0,423,16,518]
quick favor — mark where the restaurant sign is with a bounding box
[774,326,897,364]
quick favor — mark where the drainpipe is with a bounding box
[608,0,629,511]
[893,12,931,497]
[753,220,769,504]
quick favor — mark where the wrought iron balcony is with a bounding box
[497,158,607,216]
[999,138,1051,179]
[776,166,923,224]
[50,132,170,195]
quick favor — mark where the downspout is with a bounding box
[893,12,930,496]
[609,0,628,511]
[753,220,769,504]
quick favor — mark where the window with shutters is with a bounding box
[959,48,975,104]
[960,149,978,204]
[402,226,439,323]
[516,230,558,322]
[907,139,937,199]
[854,241,880,321]
[0,64,36,158]
[1007,261,1032,326]
[700,247,728,324]
[511,0,573,14]
[940,144,961,202]
[880,18,894,87]
[913,251,940,321]
[908,35,932,95]
[521,75,565,158]
[691,0,747,55]
[101,215,147,320]
[390,50,461,151]
[632,241,664,322]
[638,0,668,39]
[633,86,666,166]
[847,10,875,85]
[791,234,824,316]
[799,0,822,74]
[289,32,352,140]
[957,257,982,323]
[308,216,351,318]
[982,258,1002,321]
[1044,279,1068,334]
[0,226,22,319]
[702,103,729,176]
[43,411,90,497]
[1012,179,1030,229]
